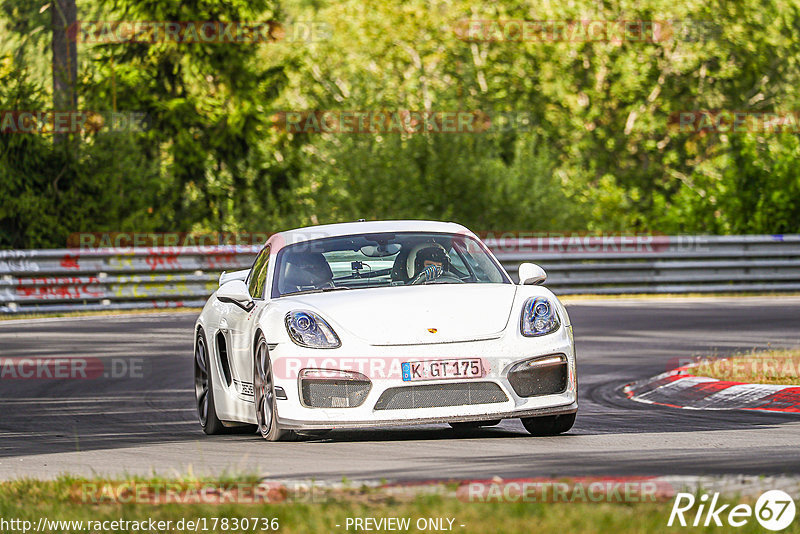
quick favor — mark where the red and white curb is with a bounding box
[623,364,800,413]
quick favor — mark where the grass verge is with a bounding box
[0,477,796,534]
[691,348,800,385]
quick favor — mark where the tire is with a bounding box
[253,334,296,442]
[449,419,501,430]
[521,412,576,436]
[195,328,225,435]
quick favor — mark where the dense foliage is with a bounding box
[1,0,799,248]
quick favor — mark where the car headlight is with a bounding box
[520,297,560,337]
[285,310,341,349]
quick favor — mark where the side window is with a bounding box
[248,246,270,298]
[447,246,468,277]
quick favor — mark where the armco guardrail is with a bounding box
[489,234,800,294]
[1,235,799,314]
[0,246,260,314]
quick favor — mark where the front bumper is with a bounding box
[278,401,577,430]
[270,325,578,430]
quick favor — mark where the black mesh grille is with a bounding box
[374,382,508,410]
[300,379,371,408]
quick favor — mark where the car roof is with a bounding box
[269,220,474,247]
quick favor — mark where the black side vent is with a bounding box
[216,332,233,386]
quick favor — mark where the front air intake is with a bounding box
[507,354,568,397]
[374,382,508,410]
[300,378,371,408]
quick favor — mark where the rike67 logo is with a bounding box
[669,490,796,531]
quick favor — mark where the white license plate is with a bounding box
[401,358,483,382]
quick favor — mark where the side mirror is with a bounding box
[219,268,250,286]
[518,263,547,285]
[217,280,255,311]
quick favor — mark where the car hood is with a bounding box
[283,284,518,346]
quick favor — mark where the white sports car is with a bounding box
[194,220,577,440]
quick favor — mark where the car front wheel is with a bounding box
[253,334,295,441]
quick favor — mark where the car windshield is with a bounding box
[272,232,510,297]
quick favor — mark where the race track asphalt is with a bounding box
[1,297,799,481]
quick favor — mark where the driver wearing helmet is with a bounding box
[408,243,451,284]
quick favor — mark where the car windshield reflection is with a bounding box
[272,232,509,298]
